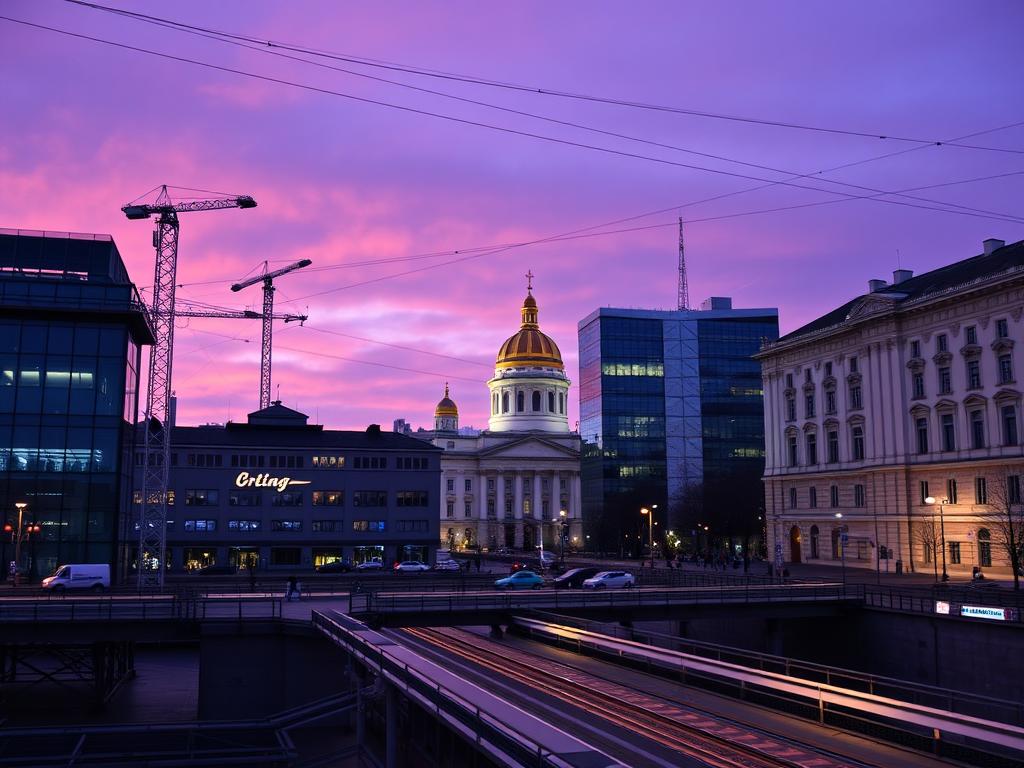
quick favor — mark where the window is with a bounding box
[919,480,929,505]
[464,478,472,492]
[517,391,525,412]
[548,391,555,412]
[912,372,925,399]
[786,373,794,388]
[946,478,958,504]
[229,491,261,507]
[312,520,342,532]
[464,501,472,518]
[353,520,386,532]
[827,430,839,463]
[272,520,302,531]
[270,548,300,565]
[830,485,839,507]
[849,356,858,373]
[789,487,797,509]
[851,425,865,460]
[1009,475,1022,505]
[825,362,833,376]
[999,354,1014,384]
[228,519,260,531]
[910,340,921,358]
[978,528,992,567]
[810,525,820,558]
[804,368,812,383]
[806,432,817,465]
[967,360,981,389]
[948,541,961,565]
[941,413,955,451]
[559,392,565,414]
[923,542,933,563]
[502,392,509,413]
[786,396,796,421]
[353,456,387,470]
[397,491,429,507]
[787,434,798,467]
[970,410,985,449]
[809,487,818,508]
[966,326,977,345]
[398,520,429,533]
[937,334,948,353]
[446,478,454,493]
[313,491,344,506]
[400,457,429,470]
[446,502,454,518]
[854,484,865,507]
[938,367,951,394]
[997,318,1009,338]
[975,477,987,505]
[353,491,387,507]
[1002,405,1018,446]
[272,492,304,507]
[916,417,929,454]
[312,455,345,468]
[532,391,541,412]
[185,489,218,506]
[184,519,216,532]
[189,453,224,468]
[805,393,815,418]
[825,390,836,414]
[270,455,303,469]
[849,385,862,409]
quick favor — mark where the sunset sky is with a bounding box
[3,0,1023,431]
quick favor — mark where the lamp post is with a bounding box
[13,502,27,587]
[924,496,949,582]
[640,508,654,567]
[558,509,567,563]
[835,512,847,590]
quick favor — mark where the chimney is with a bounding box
[983,238,1006,256]
[892,269,913,285]
[868,279,888,292]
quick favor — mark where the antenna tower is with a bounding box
[677,216,689,311]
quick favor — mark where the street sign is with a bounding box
[841,533,849,546]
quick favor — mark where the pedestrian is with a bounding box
[248,564,256,593]
[286,574,298,602]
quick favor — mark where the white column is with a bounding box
[478,474,488,519]
[552,471,562,516]
[534,472,544,518]
[455,470,464,523]
[496,473,506,521]
[513,473,524,520]
[572,472,582,518]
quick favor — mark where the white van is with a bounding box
[41,563,110,592]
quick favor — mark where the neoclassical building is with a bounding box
[400,282,582,552]
[758,238,1024,578]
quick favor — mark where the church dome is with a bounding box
[495,289,564,370]
[434,384,459,417]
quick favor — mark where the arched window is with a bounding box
[978,527,992,567]
[831,528,841,559]
[517,391,525,412]
[492,393,498,414]
[532,391,541,412]
[548,391,555,412]
[502,392,509,413]
[810,525,820,559]
[559,392,565,414]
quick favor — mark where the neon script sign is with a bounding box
[234,471,311,493]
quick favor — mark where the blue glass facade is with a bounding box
[578,306,778,553]
[0,231,152,580]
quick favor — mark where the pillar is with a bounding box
[477,474,489,549]
[496,473,506,546]
[552,471,562,516]
[454,471,464,548]
[533,472,545,545]
[385,683,399,768]
[513,473,524,548]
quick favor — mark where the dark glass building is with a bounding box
[0,229,153,580]
[578,298,778,556]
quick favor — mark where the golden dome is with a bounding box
[434,383,459,417]
[495,289,564,370]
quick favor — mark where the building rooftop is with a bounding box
[776,238,1023,345]
[577,301,778,330]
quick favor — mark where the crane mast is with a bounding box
[122,185,256,589]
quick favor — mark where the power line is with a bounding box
[62,0,1024,155]
[303,324,493,368]
[7,13,1023,227]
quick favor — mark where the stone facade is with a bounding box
[758,239,1024,578]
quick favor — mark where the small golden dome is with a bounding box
[435,383,459,417]
[495,289,564,370]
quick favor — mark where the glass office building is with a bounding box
[578,299,778,554]
[0,229,153,580]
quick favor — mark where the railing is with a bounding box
[0,595,281,623]
[863,584,1024,623]
[525,609,1024,727]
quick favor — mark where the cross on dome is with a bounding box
[525,269,534,292]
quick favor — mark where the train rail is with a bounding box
[406,626,870,768]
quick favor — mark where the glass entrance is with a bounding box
[229,547,259,570]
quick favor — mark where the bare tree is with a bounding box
[911,517,942,583]
[977,468,1024,591]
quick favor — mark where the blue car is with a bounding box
[494,570,544,590]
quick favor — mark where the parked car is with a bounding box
[41,563,110,592]
[394,560,430,573]
[552,567,600,589]
[494,570,544,590]
[582,571,635,589]
[433,559,462,571]
[196,564,238,576]
[316,559,352,574]
[355,559,384,571]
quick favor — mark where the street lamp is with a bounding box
[834,512,847,589]
[924,496,949,582]
[13,502,27,586]
[640,507,656,567]
[558,509,567,563]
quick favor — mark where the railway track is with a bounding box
[405,626,873,768]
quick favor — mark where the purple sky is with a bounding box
[3,0,1023,431]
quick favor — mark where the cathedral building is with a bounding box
[402,279,582,553]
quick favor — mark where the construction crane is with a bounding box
[677,216,690,311]
[122,185,257,589]
[231,259,312,409]
[173,305,307,324]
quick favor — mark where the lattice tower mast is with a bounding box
[231,259,312,409]
[122,186,257,589]
[677,216,690,311]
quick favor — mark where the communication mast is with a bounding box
[677,216,690,311]
[122,185,257,588]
